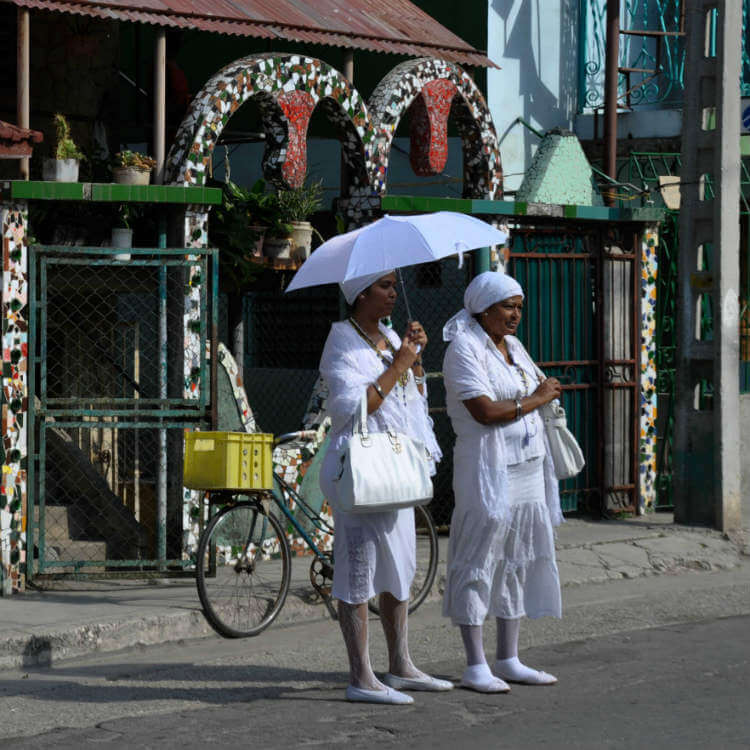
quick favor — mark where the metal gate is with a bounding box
[28,246,216,578]
[508,221,640,514]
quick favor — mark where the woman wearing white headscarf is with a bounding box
[442,271,564,693]
[318,270,450,705]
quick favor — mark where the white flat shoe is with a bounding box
[493,661,557,686]
[460,664,511,694]
[345,685,414,705]
[382,673,454,691]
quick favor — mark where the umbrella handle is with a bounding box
[396,268,421,352]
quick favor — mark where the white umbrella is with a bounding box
[284,212,508,295]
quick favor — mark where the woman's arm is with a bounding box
[463,377,562,426]
[366,333,419,414]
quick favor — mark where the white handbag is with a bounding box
[332,394,433,513]
[538,399,586,480]
[531,363,585,480]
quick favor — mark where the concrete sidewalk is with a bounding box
[0,514,744,670]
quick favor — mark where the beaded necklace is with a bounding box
[349,317,410,389]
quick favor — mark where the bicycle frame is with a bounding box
[270,473,333,565]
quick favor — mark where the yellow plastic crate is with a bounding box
[183,431,274,491]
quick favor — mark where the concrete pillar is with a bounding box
[674,1,742,532]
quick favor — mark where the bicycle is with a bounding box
[190,431,439,638]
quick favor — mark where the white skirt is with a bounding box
[320,445,416,605]
[330,506,416,605]
[443,455,562,625]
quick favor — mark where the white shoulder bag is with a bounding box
[531,363,586,480]
[332,393,433,513]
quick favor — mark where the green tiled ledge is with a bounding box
[381,195,664,223]
[1,181,221,205]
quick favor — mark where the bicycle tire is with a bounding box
[196,501,291,638]
[368,504,439,616]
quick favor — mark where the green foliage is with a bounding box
[209,178,278,291]
[114,150,157,170]
[276,179,324,224]
[52,113,85,161]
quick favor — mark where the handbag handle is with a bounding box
[352,390,372,446]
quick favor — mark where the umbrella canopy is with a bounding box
[285,212,508,294]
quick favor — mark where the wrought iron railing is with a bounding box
[579,1,750,111]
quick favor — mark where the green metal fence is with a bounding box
[28,246,217,578]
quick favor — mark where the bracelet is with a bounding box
[371,381,386,400]
[414,374,426,386]
[514,398,523,420]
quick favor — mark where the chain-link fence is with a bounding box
[234,261,470,529]
[30,247,215,577]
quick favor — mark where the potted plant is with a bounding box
[111,205,133,260]
[113,150,157,185]
[43,113,85,182]
[265,180,324,260]
[208,178,277,289]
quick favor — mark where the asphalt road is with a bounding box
[1,567,749,749]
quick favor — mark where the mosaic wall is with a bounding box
[639,225,659,512]
[1,203,28,595]
[166,53,503,229]
[166,54,373,195]
[367,58,503,200]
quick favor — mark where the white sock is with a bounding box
[493,656,557,685]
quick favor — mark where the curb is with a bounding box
[1,529,744,671]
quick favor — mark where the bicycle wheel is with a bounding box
[196,501,291,638]
[368,504,439,616]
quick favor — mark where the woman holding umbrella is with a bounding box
[441,271,564,693]
[318,271,452,705]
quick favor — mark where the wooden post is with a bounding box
[17,8,30,180]
[153,28,166,184]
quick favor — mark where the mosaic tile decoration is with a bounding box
[639,225,659,512]
[166,53,503,230]
[165,54,373,195]
[1,202,28,595]
[367,58,503,201]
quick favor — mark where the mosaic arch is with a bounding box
[165,53,373,193]
[367,57,504,200]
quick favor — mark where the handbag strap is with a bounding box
[354,390,369,439]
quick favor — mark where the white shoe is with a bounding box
[493,660,557,686]
[460,663,511,693]
[382,673,454,691]
[345,685,414,705]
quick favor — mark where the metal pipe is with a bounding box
[341,50,354,198]
[603,0,620,206]
[157,257,168,569]
[16,8,30,180]
[153,28,166,184]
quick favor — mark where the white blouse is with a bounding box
[442,318,563,526]
[318,320,442,488]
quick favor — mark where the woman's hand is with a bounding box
[406,320,428,355]
[393,335,420,374]
[533,377,562,404]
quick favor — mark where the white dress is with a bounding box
[319,320,441,605]
[442,320,563,625]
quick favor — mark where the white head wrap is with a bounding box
[443,271,524,341]
[339,271,394,305]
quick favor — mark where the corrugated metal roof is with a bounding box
[9,0,496,67]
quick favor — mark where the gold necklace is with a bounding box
[349,318,409,388]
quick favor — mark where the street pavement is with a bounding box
[0,514,744,670]
[0,562,749,748]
